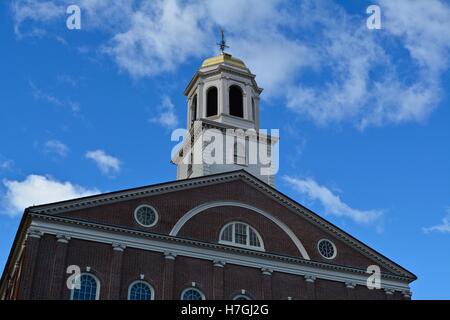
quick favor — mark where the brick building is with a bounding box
[0,50,416,300]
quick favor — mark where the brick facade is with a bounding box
[0,171,416,300]
[9,237,407,300]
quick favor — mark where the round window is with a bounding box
[134,205,158,227]
[317,239,336,259]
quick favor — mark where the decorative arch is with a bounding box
[229,85,244,118]
[206,86,218,117]
[128,280,155,300]
[70,273,100,300]
[181,287,205,300]
[169,201,310,260]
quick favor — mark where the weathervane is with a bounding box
[217,28,229,53]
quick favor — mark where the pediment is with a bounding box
[27,170,416,281]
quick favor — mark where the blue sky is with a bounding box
[1,0,449,299]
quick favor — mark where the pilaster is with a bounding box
[108,242,125,300]
[304,274,316,300]
[17,229,43,299]
[261,268,273,300]
[49,234,70,299]
[213,260,225,300]
[162,251,176,300]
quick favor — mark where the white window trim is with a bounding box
[70,273,100,300]
[127,280,155,300]
[219,222,265,251]
[317,239,337,260]
[134,205,159,228]
[180,287,205,300]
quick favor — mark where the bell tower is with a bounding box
[172,32,278,186]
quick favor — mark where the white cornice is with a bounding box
[28,213,413,292]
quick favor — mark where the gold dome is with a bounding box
[201,53,246,69]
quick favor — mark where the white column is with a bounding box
[222,76,229,115]
[244,84,252,120]
[187,96,192,128]
[255,96,261,129]
[198,81,205,118]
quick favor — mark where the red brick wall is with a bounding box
[120,248,165,299]
[177,206,299,256]
[63,239,113,300]
[12,235,406,300]
[58,179,388,273]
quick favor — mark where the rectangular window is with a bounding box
[234,223,248,245]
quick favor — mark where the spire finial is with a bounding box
[217,28,229,54]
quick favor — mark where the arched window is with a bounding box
[128,281,154,300]
[191,94,197,125]
[229,85,244,118]
[181,288,205,300]
[70,274,100,300]
[233,294,252,300]
[219,222,264,250]
[207,87,218,117]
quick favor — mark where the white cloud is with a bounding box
[1,174,99,216]
[44,139,69,157]
[85,149,121,176]
[30,81,64,107]
[11,0,63,37]
[0,160,15,171]
[285,0,450,129]
[30,81,81,113]
[283,176,382,225]
[12,0,307,94]
[231,35,315,98]
[149,96,179,129]
[106,0,210,77]
[11,0,450,129]
[423,209,450,234]
[379,0,450,74]
[57,74,78,87]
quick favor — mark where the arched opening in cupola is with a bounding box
[206,87,218,117]
[229,85,244,118]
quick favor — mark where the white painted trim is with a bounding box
[317,239,337,260]
[134,205,158,228]
[219,221,265,251]
[127,280,155,300]
[70,273,100,300]
[30,219,411,292]
[170,201,310,260]
[181,287,205,300]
